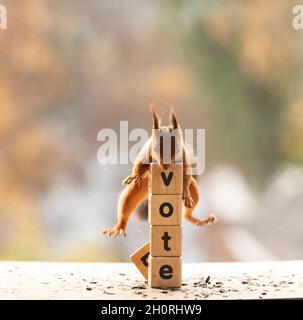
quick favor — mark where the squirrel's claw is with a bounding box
[122,175,135,185]
[122,174,142,186]
[102,229,113,236]
[134,175,143,186]
[119,229,126,237]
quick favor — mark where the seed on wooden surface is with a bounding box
[131,285,146,290]
[160,290,168,294]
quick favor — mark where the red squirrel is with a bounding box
[102,106,217,237]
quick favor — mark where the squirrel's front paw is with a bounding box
[102,224,126,237]
[122,174,138,185]
[122,174,143,186]
[183,193,193,208]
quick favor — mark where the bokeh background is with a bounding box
[0,0,302,263]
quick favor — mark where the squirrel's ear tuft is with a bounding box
[170,109,180,129]
[149,104,160,129]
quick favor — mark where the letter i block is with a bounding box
[148,256,182,288]
[149,163,183,195]
[130,242,150,280]
[148,194,182,226]
[150,226,182,257]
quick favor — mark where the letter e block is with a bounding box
[149,163,183,195]
[130,242,150,280]
[150,226,182,257]
[148,256,182,288]
[148,194,182,226]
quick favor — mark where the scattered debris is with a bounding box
[2,262,302,299]
[160,290,168,294]
[103,291,115,295]
[131,285,146,290]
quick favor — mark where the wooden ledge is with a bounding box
[0,260,302,299]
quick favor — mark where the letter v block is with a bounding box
[130,242,150,280]
[148,163,183,195]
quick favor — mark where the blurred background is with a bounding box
[0,0,302,263]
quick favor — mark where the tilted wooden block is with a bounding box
[148,194,182,226]
[130,242,150,280]
[150,226,182,257]
[148,256,182,288]
[148,163,183,195]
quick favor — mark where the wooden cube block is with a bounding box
[148,256,182,288]
[148,163,183,195]
[150,226,182,257]
[148,194,182,226]
[130,242,150,280]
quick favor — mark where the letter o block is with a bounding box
[148,256,182,288]
[148,194,182,226]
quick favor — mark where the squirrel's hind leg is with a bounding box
[102,174,148,237]
[184,179,217,226]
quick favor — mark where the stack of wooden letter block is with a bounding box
[131,163,183,288]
